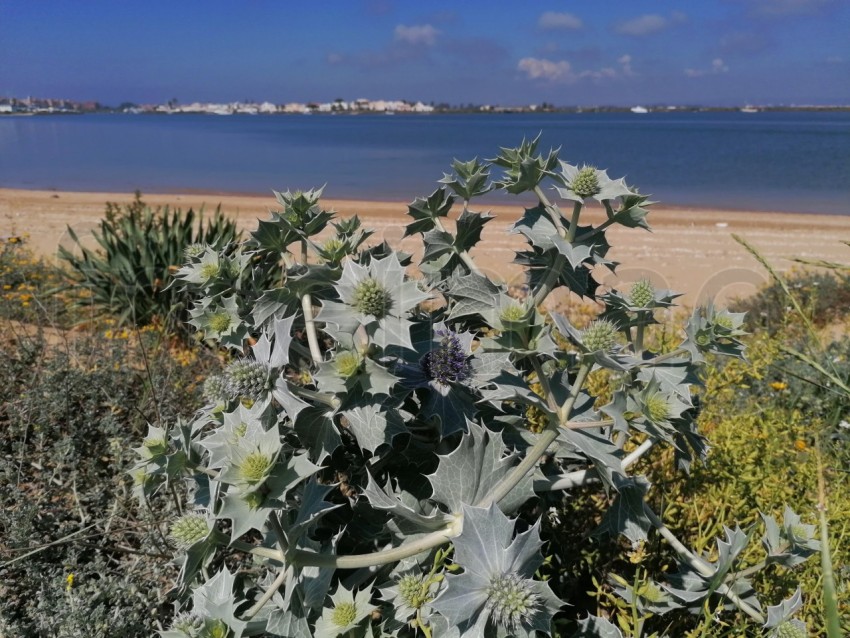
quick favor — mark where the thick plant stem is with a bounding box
[302,294,323,365]
[231,540,285,561]
[479,361,593,509]
[530,253,566,309]
[538,438,655,491]
[642,503,766,624]
[566,201,582,243]
[291,524,456,569]
[533,185,567,235]
[244,565,291,620]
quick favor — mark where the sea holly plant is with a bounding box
[133,137,816,637]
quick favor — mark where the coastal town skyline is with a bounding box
[1,1,847,107]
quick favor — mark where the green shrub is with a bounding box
[57,192,242,337]
[0,319,222,636]
[733,269,850,335]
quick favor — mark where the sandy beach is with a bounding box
[2,187,848,306]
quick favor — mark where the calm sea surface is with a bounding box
[1,111,848,214]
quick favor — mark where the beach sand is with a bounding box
[2,187,848,306]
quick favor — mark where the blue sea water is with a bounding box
[1,111,848,214]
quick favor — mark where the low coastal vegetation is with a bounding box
[1,140,847,637]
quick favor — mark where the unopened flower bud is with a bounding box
[225,360,270,400]
[352,277,391,318]
[775,621,806,638]
[581,319,619,352]
[571,166,600,199]
[484,573,540,631]
[170,514,210,548]
[643,393,671,423]
[629,279,655,308]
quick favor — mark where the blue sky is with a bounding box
[1,0,847,106]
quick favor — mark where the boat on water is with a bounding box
[630,106,649,114]
[740,106,759,113]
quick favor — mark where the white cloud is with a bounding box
[518,57,574,82]
[394,24,439,46]
[685,58,729,77]
[618,54,636,76]
[518,56,634,83]
[538,11,583,30]
[615,14,669,36]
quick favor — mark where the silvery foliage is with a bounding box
[133,139,815,637]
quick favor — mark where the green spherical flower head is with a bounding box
[170,514,210,548]
[485,573,540,631]
[398,573,427,609]
[199,262,220,281]
[571,166,600,199]
[331,601,358,627]
[208,312,232,334]
[629,279,655,308]
[202,374,229,404]
[775,621,806,638]
[352,277,392,318]
[225,360,270,400]
[581,319,619,352]
[239,451,274,484]
[644,393,671,423]
[335,351,362,378]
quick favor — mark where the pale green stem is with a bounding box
[244,564,291,620]
[231,540,285,561]
[533,185,567,236]
[301,294,324,365]
[530,357,559,413]
[642,503,765,624]
[575,217,617,243]
[557,359,592,424]
[290,524,456,569]
[478,361,593,509]
[537,438,654,491]
[289,385,340,409]
[640,347,689,367]
[530,253,566,309]
[566,201,582,243]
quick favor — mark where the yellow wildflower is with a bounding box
[65,573,74,591]
[770,381,787,391]
[794,439,807,451]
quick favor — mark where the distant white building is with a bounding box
[0,104,13,113]
[282,103,308,113]
[258,102,278,114]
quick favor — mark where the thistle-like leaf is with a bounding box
[427,421,535,515]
